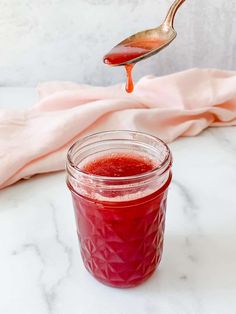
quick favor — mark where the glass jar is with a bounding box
[66,130,172,288]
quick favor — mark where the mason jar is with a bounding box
[66,130,172,288]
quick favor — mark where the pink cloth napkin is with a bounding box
[0,68,236,189]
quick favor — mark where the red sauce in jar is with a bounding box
[70,153,171,287]
[83,153,154,177]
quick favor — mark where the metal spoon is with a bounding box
[103,0,186,66]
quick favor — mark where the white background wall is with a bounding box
[0,0,235,86]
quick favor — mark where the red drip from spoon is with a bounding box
[125,64,134,93]
[103,39,165,93]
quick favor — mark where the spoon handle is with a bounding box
[163,0,186,28]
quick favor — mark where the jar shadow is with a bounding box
[134,233,236,292]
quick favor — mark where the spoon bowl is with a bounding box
[103,0,185,66]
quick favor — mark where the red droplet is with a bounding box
[125,64,134,93]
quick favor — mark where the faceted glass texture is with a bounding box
[71,188,168,288]
[66,130,172,288]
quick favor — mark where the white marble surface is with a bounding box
[0,88,236,314]
[0,0,236,87]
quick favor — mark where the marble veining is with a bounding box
[172,179,198,217]
[0,89,236,314]
[8,200,73,314]
[42,201,73,313]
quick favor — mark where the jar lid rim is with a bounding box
[66,130,172,182]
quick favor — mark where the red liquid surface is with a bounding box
[103,40,163,65]
[83,153,154,177]
[70,153,171,287]
[103,39,164,93]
